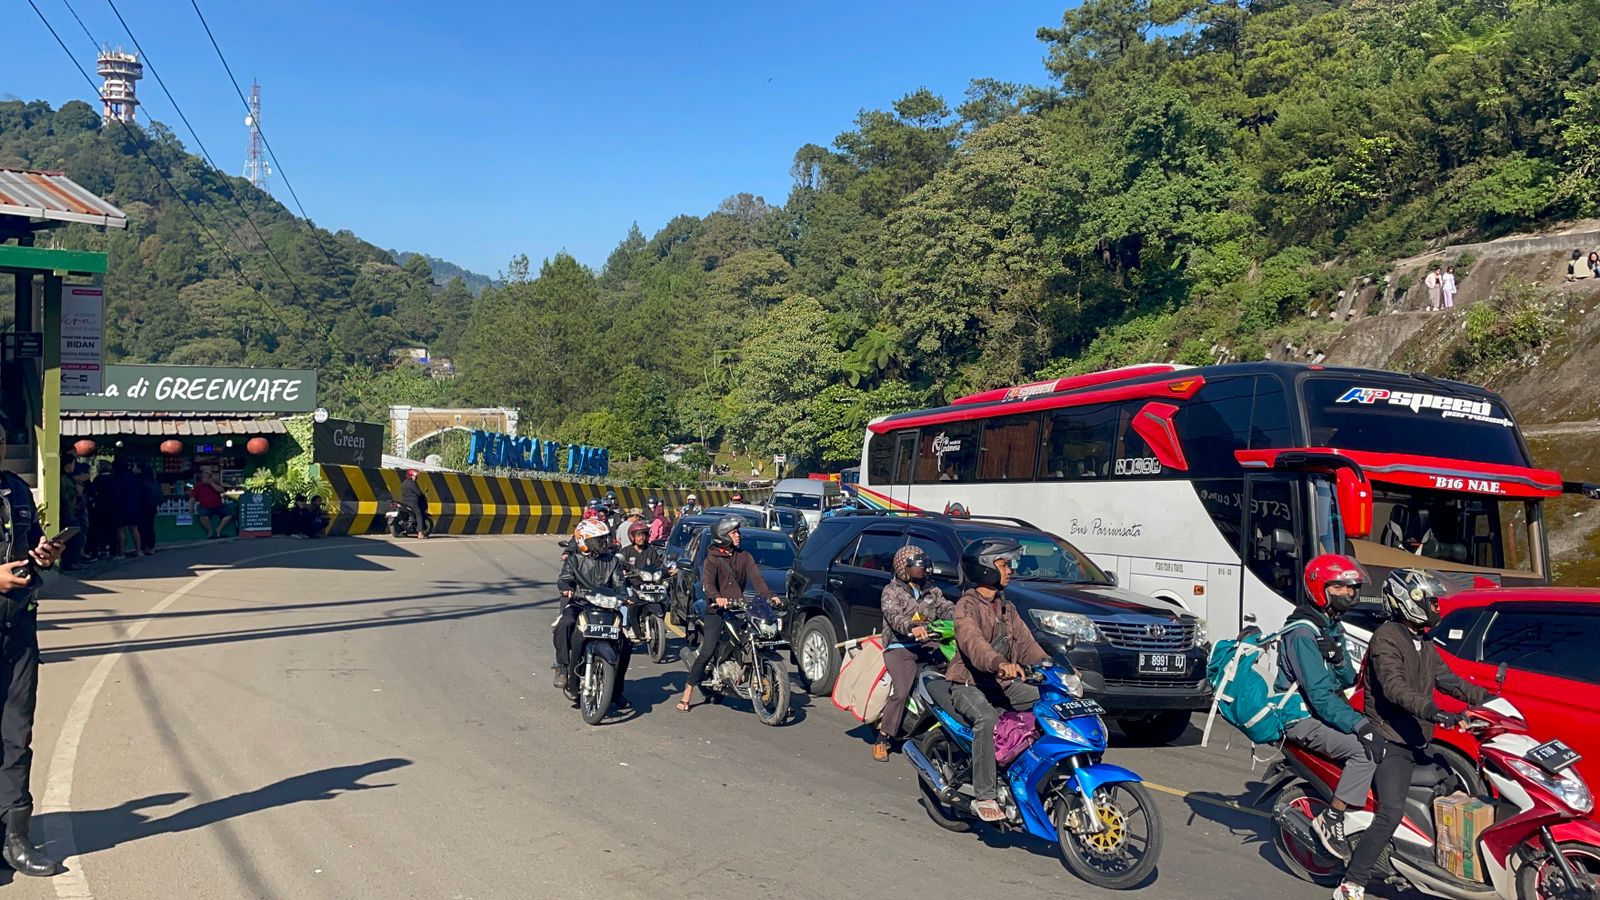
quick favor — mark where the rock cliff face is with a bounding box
[1277,223,1600,584]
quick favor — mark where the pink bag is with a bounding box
[994,711,1038,765]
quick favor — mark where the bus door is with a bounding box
[1240,473,1304,634]
[891,431,918,508]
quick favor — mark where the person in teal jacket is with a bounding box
[1275,554,1384,862]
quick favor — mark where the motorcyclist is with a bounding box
[1278,554,1382,861]
[681,493,701,516]
[647,499,670,543]
[398,469,427,539]
[730,491,745,504]
[944,537,1051,822]
[1333,569,1492,900]
[617,522,663,574]
[675,516,782,712]
[872,544,955,762]
[553,520,633,711]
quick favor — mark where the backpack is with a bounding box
[1200,621,1317,747]
[995,711,1038,765]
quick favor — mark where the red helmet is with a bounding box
[1304,554,1366,609]
[406,468,419,479]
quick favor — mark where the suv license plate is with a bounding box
[1138,652,1187,675]
[1529,739,1582,774]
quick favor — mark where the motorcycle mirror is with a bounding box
[558,540,570,549]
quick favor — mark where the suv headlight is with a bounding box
[1193,617,1208,645]
[1030,610,1101,643]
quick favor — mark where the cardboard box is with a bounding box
[1434,792,1494,880]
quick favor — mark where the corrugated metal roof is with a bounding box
[0,169,127,229]
[60,413,288,437]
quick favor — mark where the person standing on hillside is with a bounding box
[1423,264,1443,311]
[1441,266,1458,309]
[1587,251,1599,279]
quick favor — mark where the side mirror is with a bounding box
[558,540,570,549]
[1336,468,1374,540]
[1272,528,1297,553]
[930,563,957,579]
[1104,571,1118,587]
[1496,662,1508,693]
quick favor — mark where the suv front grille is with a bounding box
[1096,620,1198,651]
[1103,675,1207,689]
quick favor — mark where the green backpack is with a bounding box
[1200,622,1315,747]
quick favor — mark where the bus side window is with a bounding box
[1245,478,1300,602]
[915,420,979,483]
[1249,378,1294,449]
[867,433,895,485]
[978,414,1041,480]
[1042,404,1118,480]
[1172,378,1255,476]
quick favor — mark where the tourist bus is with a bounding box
[855,361,1594,652]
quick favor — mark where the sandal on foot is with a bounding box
[972,799,1005,822]
[676,700,692,712]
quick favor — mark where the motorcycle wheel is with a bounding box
[579,653,615,727]
[914,729,973,833]
[1271,785,1342,887]
[1055,781,1163,891]
[390,519,404,538]
[1517,841,1600,900]
[647,613,668,663]
[750,656,790,726]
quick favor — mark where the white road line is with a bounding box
[38,534,533,899]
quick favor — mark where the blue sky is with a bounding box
[11,1,1068,277]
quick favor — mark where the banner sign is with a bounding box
[313,417,382,467]
[466,429,609,477]
[61,364,317,413]
[61,285,104,395]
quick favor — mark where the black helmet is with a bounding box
[962,537,1022,588]
[586,498,605,511]
[604,490,618,505]
[647,496,661,508]
[1382,568,1447,630]
[710,515,742,548]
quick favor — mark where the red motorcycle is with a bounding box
[1259,695,1600,899]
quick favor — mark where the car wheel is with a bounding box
[796,615,841,696]
[1115,711,1192,746]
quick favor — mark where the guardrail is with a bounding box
[318,465,765,536]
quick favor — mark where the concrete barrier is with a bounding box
[319,465,762,536]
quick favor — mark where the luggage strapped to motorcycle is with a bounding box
[1200,619,1318,758]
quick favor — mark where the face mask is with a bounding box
[1327,590,1359,616]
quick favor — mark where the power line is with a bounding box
[58,0,98,48]
[103,0,335,341]
[25,0,324,353]
[188,0,344,274]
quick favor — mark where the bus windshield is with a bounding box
[1357,485,1540,580]
[1302,377,1528,467]
[957,529,1113,585]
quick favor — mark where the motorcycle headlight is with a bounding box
[1030,610,1100,643]
[1506,757,1594,814]
[1060,672,1085,698]
[1040,717,1074,740]
[587,593,620,611]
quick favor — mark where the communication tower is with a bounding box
[96,49,142,124]
[244,80,271,191]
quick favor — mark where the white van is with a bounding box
[770,478,839,530]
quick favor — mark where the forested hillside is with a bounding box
[6,0,1600,481]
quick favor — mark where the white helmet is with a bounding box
[575,519,611,554]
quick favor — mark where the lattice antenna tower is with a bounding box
[244,79,271,191]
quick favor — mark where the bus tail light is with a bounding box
[1336,468,1373,539]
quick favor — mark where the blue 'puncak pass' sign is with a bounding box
[466,429,608,477]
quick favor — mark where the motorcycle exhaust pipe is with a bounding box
[1273,805,1318,851]
[903,740,949,795]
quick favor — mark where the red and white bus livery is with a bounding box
[856,362,1593,651]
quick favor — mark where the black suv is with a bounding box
[785,511,1212,745]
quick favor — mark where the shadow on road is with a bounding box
[39,758,412,859]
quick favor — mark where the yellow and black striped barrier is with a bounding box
[320,465,766,537]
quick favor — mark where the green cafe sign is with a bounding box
[60,364,318,414]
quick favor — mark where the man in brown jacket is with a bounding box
[946,537,1050,822]
[873,544,955,762]
[1335,569,1491,900]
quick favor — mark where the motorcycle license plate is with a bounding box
[1528,739,1582,774]
[1138,652,1187,675]
[1054,698,1106,719]
[583,624,619,639]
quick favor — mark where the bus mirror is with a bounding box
[1272,528,1297,553]
[1336,469,1373,539]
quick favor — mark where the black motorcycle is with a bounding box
[626,566,671,663]
[560,588,635,725]
[680,595,791,726]
[386,500,434,538]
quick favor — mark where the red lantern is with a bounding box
[72,439,96,457]
[160,439,183,456]
[246,436,269,455]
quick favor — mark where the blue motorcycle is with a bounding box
[903,665,1163,890]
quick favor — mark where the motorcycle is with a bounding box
[903,663,1163,890]
[1262,692,1600,899]
[386,500,433,538]
[625,566,672,663]
[680,595,791,726]
[558,587,636,726]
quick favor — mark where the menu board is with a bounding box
[237,491,273,538]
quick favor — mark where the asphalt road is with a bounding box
[8,534,1365,899]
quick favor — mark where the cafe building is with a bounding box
[60,363,317,542]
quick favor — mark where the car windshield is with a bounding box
[772,508,798,527]
[957,529,1111,585]
[741,535,796,569]
[708,508,762,526]
[773,492,821,510]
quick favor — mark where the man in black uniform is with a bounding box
[398,469,427,539]
[616,522,662,574]
[554,520,633,710]
[0,412,63,877]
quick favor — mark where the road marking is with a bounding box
[39,534,539,900]
[1142,780,1271,820]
